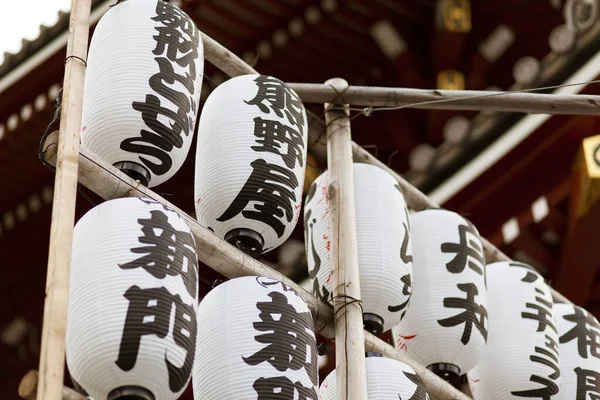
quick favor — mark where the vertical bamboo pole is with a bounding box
[325,78,368,400]
[37,1,91,399]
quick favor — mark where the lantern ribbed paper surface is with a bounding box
[392,209,487,378]
[194,74,308,256]
[319,357,430,400]
[304,163,413,333]
[66,197,199,400]
[193,276,318,399]
[468,261,561,399]
[81,0,204,187]
[554,303,600,400]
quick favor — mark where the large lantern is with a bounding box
[467,261,561,399]
[193,276,318,398]
[194,74,308,256]
[81,0,204,187]
[303,163,413,334]
[554,302,600,400]
[319,357,430,399]
[392,209,487,382]
[66,197,199,400]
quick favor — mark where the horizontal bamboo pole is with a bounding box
[287,83,600,115]
[19,370,84,400]
[41,132,470,400]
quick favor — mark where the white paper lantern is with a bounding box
[193,276,318,398]
[66,197,199,400]
[554,303,600,400]
[304,163,413,334]
[194,74,308,256]
[392,209,487,381]
[468,261,561,399]
[81,0,204,187]
[320,357,430,400]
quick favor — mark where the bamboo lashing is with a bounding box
[19,370,85,400]
[199,31,572,305]
[36,1,91,399]
[324,78,369,400]
[41,131,471,400]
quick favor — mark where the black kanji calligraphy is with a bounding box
[253,376,317,400]
[119,210,198,298]
[389,274,412,318]
[217,158,298,237]
[245,75,305,130]
[304,209,330,303]
[401,222,413,264]
[256,276,295,293]
[522,287,556,333]
[123,1,200,176]
[560,306,600,359]
[243,291,318,385]
[438,283,488,345]
[251,117,304,169]
[440,221,485,275]
[404,370,430,400]
[512,334,560,400]
[574,367,600,400]
[116,285,196,393]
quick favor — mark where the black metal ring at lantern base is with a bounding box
[108,386,155,400]
[114,161,151,187]
[225,228,264,257]
[427,363,462,387]
[365,351,384,358]
[363,313,384,336]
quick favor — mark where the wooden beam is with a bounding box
[40,132,471,400]
[37,1,90,399]
[19,371,84,400]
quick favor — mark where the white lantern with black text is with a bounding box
[319,357,430,400]
[468,261,561,399]
[392,209,487,382]
[81,0,204,187]
[194,74,308,256]
[193,276,318,398]
[304,163,413,334]
[66,197,199,400]
[554,303,600,400]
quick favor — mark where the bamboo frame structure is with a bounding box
[31,6,589,399]
[325,77,368,400]
[36,1,90,399]
[19,370,85,400]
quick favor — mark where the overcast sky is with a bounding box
[0,0,71,64]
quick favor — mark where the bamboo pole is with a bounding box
[19,371,85,400]
[324,78,368,400]
[37,1,90,399]
[286,83,600,115]
[41,131,470,400]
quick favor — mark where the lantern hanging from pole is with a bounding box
[467,261,561,399]
[81,0,204,187]
[554,302,600,400]
[194,74,308,256]
[193,276,319,399]
[66,197,199,400]
[319,357,430,399]
[392,209,487,383]
[304,163,413,334]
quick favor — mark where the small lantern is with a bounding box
[392,209,487,383]
[66,197,199,400]
[467,261,561,399]
[554,303,600,400]
[193,276,318,398]
[194,74,308,256]
[304,163,413,334]
[81,0,204,187]
[319,357,430,399]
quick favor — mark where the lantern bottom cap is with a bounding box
[363,313,384,335]
[225,228,264,257]
[427,363,462,387]
[366,351,384,357]
[114,161,151,187]
[108,385,155,400]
